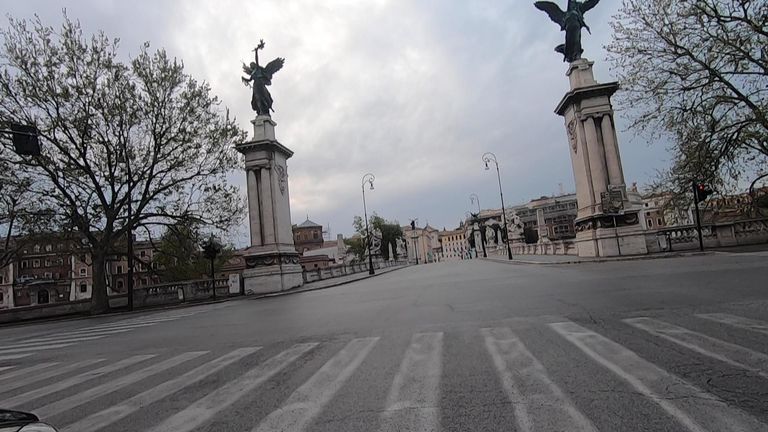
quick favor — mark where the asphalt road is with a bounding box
[1,251,767,431]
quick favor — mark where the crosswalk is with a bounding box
[0,307,223,360]
[1,311,767,431]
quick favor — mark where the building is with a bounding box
[0,235,92,309]
[292,218,324,254]
[402,224,440,263]
[438,228,468,260]
[107,240,162,295]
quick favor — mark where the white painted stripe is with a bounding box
[61,347,260,432]
[0,359,104,394]
[697,313,768,335]
[551,321,768,432]
[148,344,318,432]
[482,327,597,432]
[1,354,155,408]
[0,363,59,384]
[625,317,768,378]
[0,343,75,355]
[31,328,133,341]
[0,354,33,361]
[253,337,379,432]
[35,351,208,419]
[0,336,106,350]
[380,333,443,432]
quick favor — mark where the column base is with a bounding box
[574,212,648,257]
[242,252,304,295]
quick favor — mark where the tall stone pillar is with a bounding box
[235,115,303,294]
[555,59,647,257]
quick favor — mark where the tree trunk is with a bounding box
[90,251,111,315]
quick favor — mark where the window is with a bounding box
[45,244,52,252]
[57,258,64,266]
[116,265,123,274]
[0,291,3,302]
[140,278,148,286]
[21,260,28,269]
[648,219,654,228]
[44,259,51,267]
[33,244,41,253]
[117,280,124,290]
[80,268,87,277]
[0,275,4,284]
[140,251,146,258]
[79,283,87,293]
[58,243,64,250]
[657,218,663,226]
[33,259,40,268]
[313,231,319,240]
[44,272,52,279]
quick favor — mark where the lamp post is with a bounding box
[469,194,487,258]
[482,152,513,260]
[361,173,376,275]
[202,234,221,301]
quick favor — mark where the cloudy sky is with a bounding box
[1,0,670,242]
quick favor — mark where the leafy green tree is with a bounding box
[0,14,246,313]
[351,213,403,260]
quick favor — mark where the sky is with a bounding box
[1,0,671,242]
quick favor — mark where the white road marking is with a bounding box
[551,321,768,432]
[0,335,107,350]
[0,366,14,374]
[0,362,59,384]
[1,354,155,408]
[252,337,380,432]
[148,344,318,432]
[0,354,33,361]
[625,317,768,377]
[697,313,768,335]
[0,343,75,355]
[482,327,597,432]
[61,347,260,432]
[34,351,208,419]
[380,332,443,432]
[0,359,104,394]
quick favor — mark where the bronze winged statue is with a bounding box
[534,0,600,62]
[242,40,285,116]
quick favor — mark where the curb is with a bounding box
[482,251,713,266]
[249,265,411,300]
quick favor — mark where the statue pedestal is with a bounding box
[235,115,303,294]
[555,59,647,257]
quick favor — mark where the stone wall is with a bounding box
[0,299,91,325]
[303,260,407,284]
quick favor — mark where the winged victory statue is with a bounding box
[534,0,600,63]
[242,40,285,116]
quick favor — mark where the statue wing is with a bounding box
[534,1,566,28]
[264,57,285,80]
[581,0,600,13]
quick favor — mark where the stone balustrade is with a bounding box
[303,260,408,284]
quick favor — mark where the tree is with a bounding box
[350,213,403,261]
[0,14,246,313]
[607,0,768,205]
[152,221,234,282]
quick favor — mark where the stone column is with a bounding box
[555,59,647,257]
[235,115,303,295]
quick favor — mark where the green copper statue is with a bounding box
[242,40,285,116]
[534,0,600,63]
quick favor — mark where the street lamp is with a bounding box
[361,173,376,275]
[469,194,487,258]
[482,152,513,260]
[201,234,222,301]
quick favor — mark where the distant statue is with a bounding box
[242,40,285,116]
[534,0,600,62]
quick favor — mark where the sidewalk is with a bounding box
[483,251,711,265]
[252,264,410,299]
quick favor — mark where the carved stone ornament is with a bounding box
[245,253,300,268]
[275,164,287,195]
[567,119,578,153]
